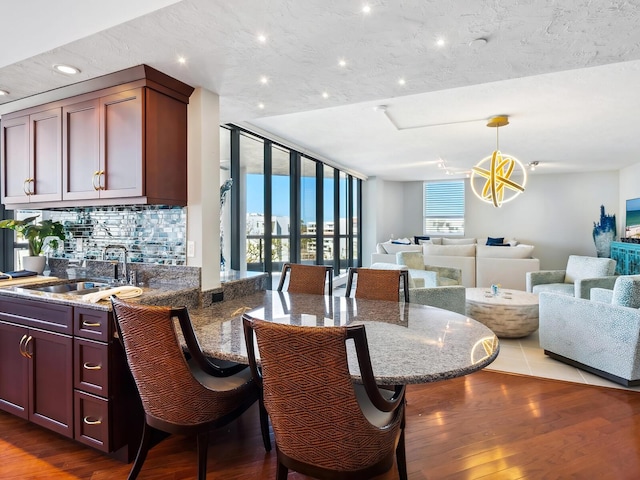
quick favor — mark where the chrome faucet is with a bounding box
[103,245,128,284]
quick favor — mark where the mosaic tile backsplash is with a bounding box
[27,205,187,265]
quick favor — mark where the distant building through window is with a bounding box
[423,181,465,235]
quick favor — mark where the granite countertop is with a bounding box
[182,291,500,385]
[0,278,200,311]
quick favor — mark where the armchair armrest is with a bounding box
[526,270,566,292]
[590,287,614,303]
[575,276,618,299]
[424,265,463,285]
[409,269,438,288]
[409,285,466,315]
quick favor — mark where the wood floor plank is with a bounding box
[1,371,639,479]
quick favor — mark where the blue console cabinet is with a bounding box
[610,241,640,275]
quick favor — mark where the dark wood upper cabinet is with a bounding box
[2,108,62,204]
[2,65,194,208]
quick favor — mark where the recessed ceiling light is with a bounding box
[436,37,446,47]
[260,76,269,85]
[338,59,347,67]
[257,34,267,43]
[53,64,80,75]
[0,90,8,96]
[258,103,265,109]
[398,78,406,86]
[178,56,186,64]
[322,92,329,99]
[362,4,371,14]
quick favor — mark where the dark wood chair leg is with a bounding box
[396,427,408,480]
[259,398,272,451]
[276,461,288,480]
[197,431,209,480]
[128,421,152,480]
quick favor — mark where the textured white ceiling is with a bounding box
[2,0,640,180]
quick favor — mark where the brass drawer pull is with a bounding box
[82,321,101,328]
[83,362,102,370]
[19,334,28,358]
[83,416,102,426]
[24,336,33,359]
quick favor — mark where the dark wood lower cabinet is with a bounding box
[0,297,141,462]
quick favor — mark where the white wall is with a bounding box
[362,171,620,270]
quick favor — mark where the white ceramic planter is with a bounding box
[22,256,46,274]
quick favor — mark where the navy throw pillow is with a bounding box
[486,237,505,246]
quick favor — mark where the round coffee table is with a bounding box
[465,288,539,338]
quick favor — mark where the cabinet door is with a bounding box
[99,89,144,198]
[1,115,30,203]
[63,99,100,200]
[30,108,62,202]
[0,321,29,418]
[27,328,73,438]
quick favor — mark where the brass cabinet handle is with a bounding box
[83,416,102,426]
[92,171,101,191]
[23,178,34,195]
[99,170,105,190]
[19,334,28,358]
[83,362,102,370]
[23,335,33,359]
[82,320,101,328]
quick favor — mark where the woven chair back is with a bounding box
[111,298,250,426]
[279,263,332,295]
[248,318,402,472]
[350,268,407,302]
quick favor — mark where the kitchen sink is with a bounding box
[24,281,113,295]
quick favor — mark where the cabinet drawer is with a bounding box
[74,338,109,397]
[0,296,72,334]
[74,308,111,341]
[74,390,110,453]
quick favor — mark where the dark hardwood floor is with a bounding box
[2,371,639,479]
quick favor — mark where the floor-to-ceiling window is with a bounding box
[225,125,362,286]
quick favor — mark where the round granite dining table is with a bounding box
[183,290,500,386]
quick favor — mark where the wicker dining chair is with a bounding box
[277,263,334,295]
[111,297,270,480]
[243,314,407,480]
[345,267,410,302]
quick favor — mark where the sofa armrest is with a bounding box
[539,292,640,381]
[526,270,566,292]
[371,253,396,265]
[409,286,466,315]
[575,276,618,299]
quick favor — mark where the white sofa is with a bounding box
[371,237,540,289]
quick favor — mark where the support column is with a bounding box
[187,88,220,290]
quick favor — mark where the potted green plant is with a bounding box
[0,216,66,273]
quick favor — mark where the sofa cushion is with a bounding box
[532,283,575,296]
[564,255,616,284]
[442,237,476,245]
[423,244,476,257]
[611,275,640,308]
[379,242,422,255]
[476,244,535,259]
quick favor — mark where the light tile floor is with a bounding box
[488,330,640,392]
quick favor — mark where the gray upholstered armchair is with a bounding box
[526,255,617,299]
[370,262,466,314]
[539,275,640,387]
[396,251,462,287]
